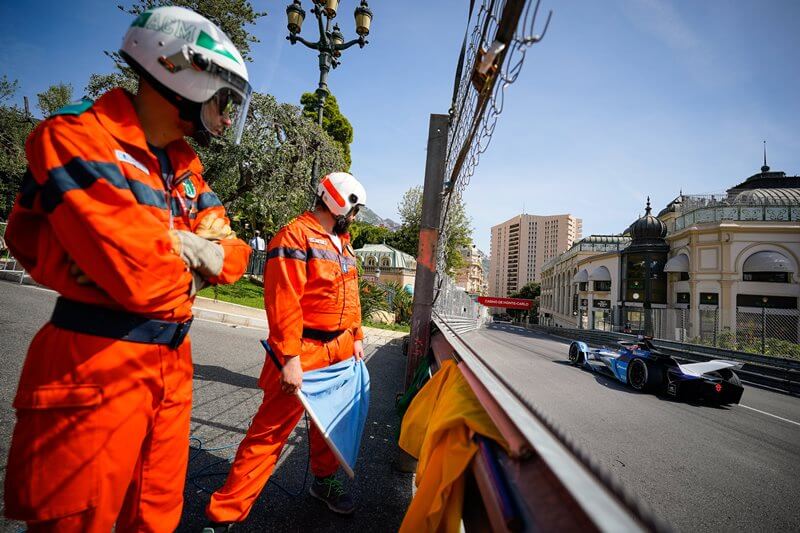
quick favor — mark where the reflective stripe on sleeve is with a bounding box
[267,247,308,261]
[197,192,223,211]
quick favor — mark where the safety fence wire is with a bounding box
[433,0,552,312]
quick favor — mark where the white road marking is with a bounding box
[739,404,800,428]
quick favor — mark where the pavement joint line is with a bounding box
[738,404,800,428]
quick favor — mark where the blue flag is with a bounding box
[260,340,370,478]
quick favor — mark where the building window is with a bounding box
[578,282,588,291]
[594,280,611,292]
[380,257,391,268]
[699,292,718,306]
[366,256,377,267]
[676,292,690,304]
[743,272,789,283]
[736,294,797,309]
[679,271,690,281]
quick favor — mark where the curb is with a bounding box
[192,306,267,329]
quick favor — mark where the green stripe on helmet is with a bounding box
[196,30,240,64]
[130,11,153,28]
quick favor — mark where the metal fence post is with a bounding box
[406,114,449,388]
[761,306,766,355]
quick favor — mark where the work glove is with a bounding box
[170,230,224,279]
[195,213,236,241]
[68,259,94,286]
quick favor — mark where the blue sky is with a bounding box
[2,1,798,253]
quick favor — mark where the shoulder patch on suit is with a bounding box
[50,98,95,117]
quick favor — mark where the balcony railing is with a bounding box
[672,203,800,231]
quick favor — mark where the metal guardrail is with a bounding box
[525,324,800,395]
[246,250,267,276]
[432,312,666,532]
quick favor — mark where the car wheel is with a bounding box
[568,344,584,366]
[627,358,648,391]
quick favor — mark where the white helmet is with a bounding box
[120,6,252,144]
[317,172,367,218]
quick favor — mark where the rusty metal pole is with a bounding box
[405,114,449,388]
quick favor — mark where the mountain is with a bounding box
[357,206,400,231]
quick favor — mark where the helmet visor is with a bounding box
[200,86,252,145]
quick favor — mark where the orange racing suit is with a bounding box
[3,88,250,532]
[206,211,363,523]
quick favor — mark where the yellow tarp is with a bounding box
[399,359,507,533]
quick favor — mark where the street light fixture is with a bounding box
[285,0,373,198]
[285,1,306,34]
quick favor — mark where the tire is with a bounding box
[568,344,584,366]
[627,358,648,391]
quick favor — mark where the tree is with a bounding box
[384,281,413,325]
[36,83,74,117]
[0,77,35,218]
[197,92,346,238]
[388,186,473,275]
[508,282,541,322]
[0,76,19,104]
[301,93,353,170]
[85,67,138,100]
[349,221,392,250]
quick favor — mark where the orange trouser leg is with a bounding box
[309,418,340,478]
[205,385,306,523]
[4,325,192,533]
[116,342,193,532]
[205,333,354,524]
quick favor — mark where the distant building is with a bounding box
[455,244,489,295]
[539,235,630,329]
[489,213,582,297]
[538,159,800,347]
[354,243,416,290]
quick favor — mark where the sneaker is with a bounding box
[202,522,233,532]
[309,475,355,515]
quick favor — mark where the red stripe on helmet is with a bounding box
[322,177,346,208]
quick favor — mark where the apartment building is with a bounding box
[489,213,582,297]
[455,244,489,295]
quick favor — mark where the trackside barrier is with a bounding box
[0,256,32,285]
[523,324,800,396]
[431,312,667,532]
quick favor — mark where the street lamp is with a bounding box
[285,0,373,197]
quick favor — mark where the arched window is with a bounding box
[743,251,793,283]
[380,257,391,268]
[589,266,612,292]
[366,256,377,267]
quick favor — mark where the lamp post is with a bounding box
[285,0,373,198]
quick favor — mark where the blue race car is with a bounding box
[568,337,744,404]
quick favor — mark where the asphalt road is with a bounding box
[0,282,413,532]
[464,323,800,532]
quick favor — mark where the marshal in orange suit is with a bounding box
[4,6,254,532]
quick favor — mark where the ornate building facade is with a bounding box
[538,162,800,349]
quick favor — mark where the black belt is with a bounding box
[50,298,193,349]
[302,327,345,343]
